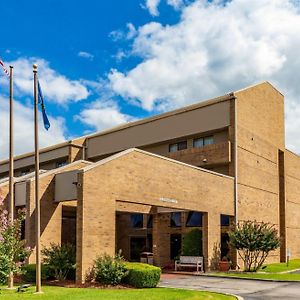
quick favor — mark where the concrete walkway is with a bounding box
[159,274,300,299]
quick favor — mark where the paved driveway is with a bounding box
[159,274,300,299]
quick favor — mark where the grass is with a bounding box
[211,272,300,281]
[0,285,236,300]
[210,259,300,281]
[260,259,300,273]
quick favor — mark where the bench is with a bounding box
[17,284,31,293]
[175,256,204,272]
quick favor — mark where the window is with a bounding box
[170,212,181,227]
[56,160,68,168]
[204,136,214,146]
[169,141,187,152]
[131,214,143,228]
[20,169,30,176]
[147,215,153,228]
[193,136,214,148]
[186,211,203,227]
[221,215,230,226]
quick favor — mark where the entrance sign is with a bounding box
[160,197,178,204]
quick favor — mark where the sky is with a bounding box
[1,0,300,159]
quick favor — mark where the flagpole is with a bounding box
[33,64,42,293]
[8,65,14,289]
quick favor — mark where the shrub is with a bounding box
[42,243,76,281]
[229,220,280,272]
[123,262,161,288]
[182,229,202,256]
[21,264,50,282]
[93,253,126,285]
[0,196,31,284]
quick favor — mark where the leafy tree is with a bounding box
[229,221,280,272]
[182,229,202,256]
[0,190,31,284]
[42,243,76,281]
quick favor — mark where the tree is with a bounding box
[0,190,31,284]
[182,229,202,256]
[229,220,280,272]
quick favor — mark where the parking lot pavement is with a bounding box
[159,274,300,299]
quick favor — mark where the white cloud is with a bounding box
[109,0,300,151]
[144,0,185,16]
[75,100,134,131]
[0,95,66,160]
[78,51,94,60]
[145,0,161,16]
[0,57,89,105]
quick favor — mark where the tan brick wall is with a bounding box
[76,150,234,282]
[25,162,88,263]
[235,82,285,263]
[285,150,300,259]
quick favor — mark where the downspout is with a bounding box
[233,93,238,224]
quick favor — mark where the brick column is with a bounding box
[152,212,161,266]
[203,212,220,271]
[76,172,116,284]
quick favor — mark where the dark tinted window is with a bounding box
[147,215,153,228]
[170,212,181,227]
[131,214,143,228]
[221,215,230,226]
[186,211,202,227]
[177,141,187,150]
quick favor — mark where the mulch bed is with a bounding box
[45,280,132,289]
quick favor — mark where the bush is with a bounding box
[123,262,161,288]
[93,253,127,285]
[42,243,76,281]
[182,229,202,256]
[229,221,280,272]
[21,264,50,282]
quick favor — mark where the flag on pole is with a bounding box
[37,80,50,130]
[0,59,9,77]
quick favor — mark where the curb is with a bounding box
[159,284,244,300]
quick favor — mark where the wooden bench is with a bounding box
[175,256,204,272]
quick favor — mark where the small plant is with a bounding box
[0,192,31,284]
[42,243,76,281]
[93,252,127,285]
[182,229,202,256]
[229,220,280,272]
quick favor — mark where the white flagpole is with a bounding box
[8,65,14,289]
[33,64,42,293]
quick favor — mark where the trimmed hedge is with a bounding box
[21,264,50,282]
[123,263,161,288]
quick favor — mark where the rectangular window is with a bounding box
[56,161,68,168]
[221,214,230,226]
[204,136,214,146]
[193,136,214,148]
[170,212,181,227]
[193,138,204,148]
[147,215,153,228]
[131,214,144,228]
[20,169,30,176]
[169,141,187,152]
[186,211,203,227]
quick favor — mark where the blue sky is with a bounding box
[1,0,300,158]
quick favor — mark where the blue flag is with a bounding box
[37,80,50,130]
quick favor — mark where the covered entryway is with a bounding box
[76,148,235,283]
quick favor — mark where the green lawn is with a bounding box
[260,259,300,273]
[209,259,300,281]
[0,286,236,300]
[211,272,300,281]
